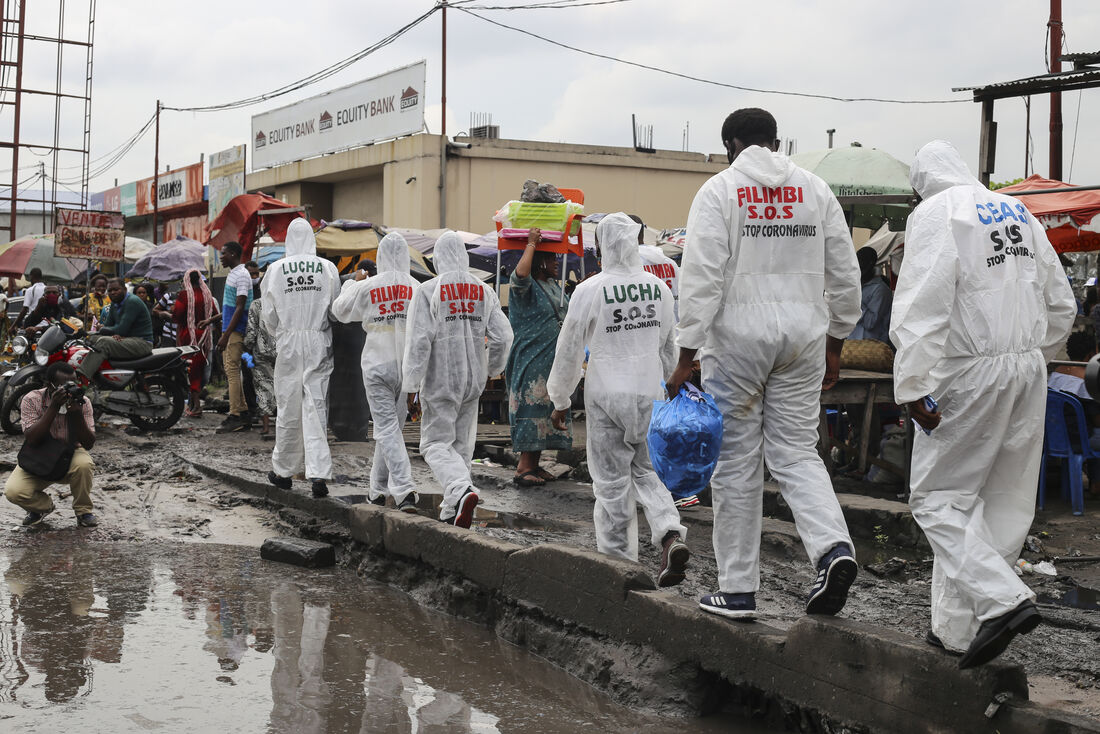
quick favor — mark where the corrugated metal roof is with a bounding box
[953,67,1100,98]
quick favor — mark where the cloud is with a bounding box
[3,0,1098,200]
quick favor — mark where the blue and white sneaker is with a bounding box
[699,592,756,620]
[806,543,858,615]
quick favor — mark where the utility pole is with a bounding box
[1049,0,1063,180]
[39,161,45,233]
[441,0,447,138]
[438,1,448,228]
[826,128,836,149]
[153,99,160,245]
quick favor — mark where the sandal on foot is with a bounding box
[534,468,557,482]
[513,471,545,487]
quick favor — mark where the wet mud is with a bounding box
[1,412,1098,726]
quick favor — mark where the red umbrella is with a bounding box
[0,234,86,282]
[999,175,1100,253]
[206,193,304,259]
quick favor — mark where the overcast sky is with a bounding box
[7,0,1100,201]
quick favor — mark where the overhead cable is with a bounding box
[457,7,967,104]
[163,7,439,113]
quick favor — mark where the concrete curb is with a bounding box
[183,454,1100,734]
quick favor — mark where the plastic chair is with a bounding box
[1039,388,1096,516]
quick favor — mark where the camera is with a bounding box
[62,381,85,402]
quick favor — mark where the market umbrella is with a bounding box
[257,245,285,268]
[0,233,87,282]
[206,193,304,258]
[124,236,155,264]
[791,147,914,231]
[127,236,206,281]
[997,175,1100,253]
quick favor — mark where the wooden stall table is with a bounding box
[819,369,912,489]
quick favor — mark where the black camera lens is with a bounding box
[1086,355,1100,401]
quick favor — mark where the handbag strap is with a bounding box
[533,277,567,325]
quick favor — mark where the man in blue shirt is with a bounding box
[849,247,893,344]
[216,241,253,433]
[78,278,154,379]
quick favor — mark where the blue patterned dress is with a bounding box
[506,272,573,452]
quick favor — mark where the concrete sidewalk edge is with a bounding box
[182,453,1099,734]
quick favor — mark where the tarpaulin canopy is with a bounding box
[998,175,1100,253]
[128,236,206,282]
[0,234,87,282]
[206,193,304,258]
[791,146,914,231]
[314,221,434,280]
[314,220,380,255]
[383,227,482,255]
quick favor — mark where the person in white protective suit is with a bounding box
[261,218,342,498]
[402,231,513,528]
[547,213,690,585]
[891,140,1075,669]
[667,108,863,620]
[629,214,681,322]
[332,232,420,512]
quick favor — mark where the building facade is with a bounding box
[246,134,728,234]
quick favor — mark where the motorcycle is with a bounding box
[1,323,197,434]
[0,331,34,401]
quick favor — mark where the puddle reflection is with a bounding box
[0,541,705,733]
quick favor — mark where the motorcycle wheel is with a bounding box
[128,375,186,432]
[1,381,41,435]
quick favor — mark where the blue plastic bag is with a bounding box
[647,382,724,499]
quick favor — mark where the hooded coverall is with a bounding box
[677,144,863,593]
[892,140,1076,651]
[261,218,342,481]
[639,244,680,322]
[332,232,419,504]
[548,213,686,560]
[402,232,513,520]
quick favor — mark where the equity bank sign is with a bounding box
[252,60,425,169]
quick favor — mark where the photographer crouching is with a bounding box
[4,362,98,528]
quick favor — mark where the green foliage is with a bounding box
[989,177,1024,190]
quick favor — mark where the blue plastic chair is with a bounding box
[1039,388,1096,516]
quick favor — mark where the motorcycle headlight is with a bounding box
[11,336,27,355]
[34,349,49,366]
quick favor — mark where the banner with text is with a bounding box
[136,162,204,216]
[208,144,247,220]
[54,208,125,261]
[251,60,425,169]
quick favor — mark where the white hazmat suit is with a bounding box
[547,213,686,561]
[677,144,862,593]
[261,218,342,481]
[639,244,680,321]
[402,232,513,520]
[891,140,1075,652]
[332,233,418,504]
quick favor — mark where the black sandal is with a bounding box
[513,471,546,487]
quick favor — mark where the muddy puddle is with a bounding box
[0,538,768,733]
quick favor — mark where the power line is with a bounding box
[163,7,439,113]
[459,0,635,9]
[457,7,967,104]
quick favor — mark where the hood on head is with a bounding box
[910,140,982,199]
[285,218,317,257]
[377,232,410,274]
[432,231,469,274]
[732,145,795,187]
[596,213,642,274]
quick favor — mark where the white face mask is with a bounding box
[251,277,260,286]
